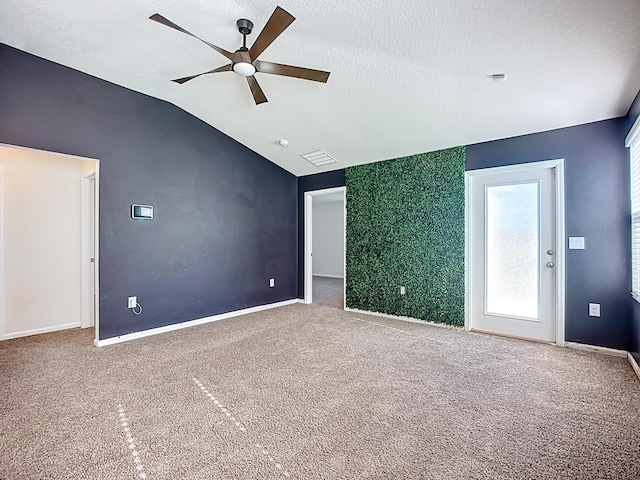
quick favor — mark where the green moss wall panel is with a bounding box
[345,147,465,326]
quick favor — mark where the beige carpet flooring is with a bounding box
[1,303,640,479]
[312,276,344,309]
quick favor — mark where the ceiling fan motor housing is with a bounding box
[237,19,253,36]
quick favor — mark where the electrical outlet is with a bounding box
[269,278,275,288]
[588,303,600,317]
[128,296,137,309]
[400,286,406,295]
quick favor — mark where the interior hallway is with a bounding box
[312,276,343,309]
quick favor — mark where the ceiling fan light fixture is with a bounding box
[233,62,256,77]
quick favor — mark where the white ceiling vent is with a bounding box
[300,150,337,167]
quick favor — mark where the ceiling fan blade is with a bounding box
[248,6,295,61]
[149,14,239,62]
[255,60,330,83]
[246,76,268,105]
[172,64,233,84]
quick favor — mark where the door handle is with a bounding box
[546,262,554,268]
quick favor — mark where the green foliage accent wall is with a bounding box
[345,147,465,326]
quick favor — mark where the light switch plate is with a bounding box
[588,303,600,317]
[568,237,585,250]
[128,296,137,309]
[269,278,275,288]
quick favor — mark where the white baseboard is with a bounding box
[344,307,464,331]
[628,352,640,381]
[313,274,344,279]
[95,299,298,347]
[565,341,628,358]
[2,322,81,340]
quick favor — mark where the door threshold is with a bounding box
[469,328,555,345]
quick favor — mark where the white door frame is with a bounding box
[303,186,346,305]
[465,159,566,346]
[0,166,4,338]
[80,170,98,331]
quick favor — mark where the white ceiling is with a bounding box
[2,0,640,177]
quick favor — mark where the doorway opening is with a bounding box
[0,144,99,344]
[304,187,346,308]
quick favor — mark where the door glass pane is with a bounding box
[485,182,539,319]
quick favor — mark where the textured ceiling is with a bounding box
[2,0,640,176]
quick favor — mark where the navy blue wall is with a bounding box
[467,119,632,350]
[632,302,640,357]
[297,170,346,298]
[627,89,640,355]
[0,44,297,340]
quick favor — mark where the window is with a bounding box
[627,116,640,300]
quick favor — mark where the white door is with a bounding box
[469,163,557,343]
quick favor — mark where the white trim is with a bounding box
[464,174,470,332]
[2,322,81,340]
[303,186,346,306]
[565,341,628,358]
[0,143,100,163]
[80,171,97,329]
[628,124,640,302]
[554,160,566,346]
[465,159,566,346]
[344,307,464,331]
[625,114,640,147]
[628,352,640,381]
[313,274,344,279]
[466,158,564,177]
[304,192,313,303]
[93,165,100,345]
[343,194,347,310]
[0,165,5,340]
[95,299,298,347]
[0,167,3,339]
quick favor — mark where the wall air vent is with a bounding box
[300,149,337,167]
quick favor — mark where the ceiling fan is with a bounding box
[149,6,331,105]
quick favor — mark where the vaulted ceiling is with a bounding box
[2,0,640,176]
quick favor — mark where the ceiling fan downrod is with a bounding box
[236,18,253,51]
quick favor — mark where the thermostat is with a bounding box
[131,204,153,219]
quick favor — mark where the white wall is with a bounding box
[0,145,88,338]
[312,200,344,278]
